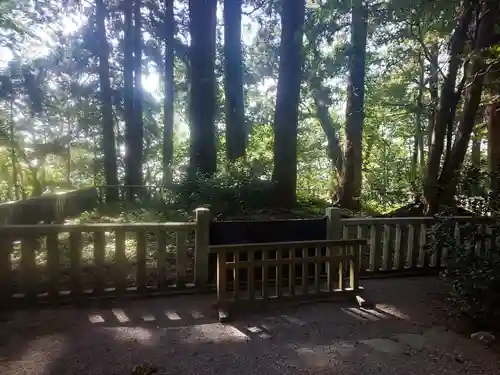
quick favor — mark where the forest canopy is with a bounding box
[0,0,499,215]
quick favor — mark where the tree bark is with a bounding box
[430,0,497,213]
[427,42,439,152]
[488,102,500,205]
[163,0,174,185]
[96,0,119,199]
[224,0,246,160]
[412,51,425,198]
[272,0,306,208]
[338,0,368,212]
[188,0,217,176]
[313,87,343,174]
[132,0,143,185]
[123,0,136,187]
[423,0,475,214]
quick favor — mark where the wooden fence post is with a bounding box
[325,207,341,288]
[195,207,210,287]
[326,207,341,240]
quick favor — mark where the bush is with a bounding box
[431,212,500,330]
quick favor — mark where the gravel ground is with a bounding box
[1,277,498,375]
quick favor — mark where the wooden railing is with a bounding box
[0,187,98,225]
[97,185,173,204]
[338,215,498,275]
[209,239,365,317]
[0,208,211,307]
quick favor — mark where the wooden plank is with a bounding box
[21,236,37,302]
[217,253,227,302]
[276,248,282,298]
[0,237,12,307]
[381,224,391,270]
[301,248,308,295]
[393,224,403,270]
[350,245,360,291]
[0,222,196,234]
[338,246,344,291]
[175,231,187,287]
[156,230,167,289]
[69,232,83,300]
[357,225,366,271]
[114,230,127,296]
[234,252,240,299]
[194,208,210,287]
[406,224,415,268]
[368,224,377,272]
[262,250,268,299]
[136,230,147,294]
[93,231,106,296]
[209,239,367,253]
[222,255,354,268]
[314,247,320,293]
[46,232,60,302]
[248,251,255,301]
[289,248,296,296]
[418,223,428,268]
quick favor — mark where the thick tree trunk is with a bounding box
[224,0,246,160]
[412,52,425,197]
[188,0,217,176]
[123,0,136,187]
[131,0,143,185]
[313,87,343,174]
[338,0,368,211]
[163,0,174,185]
[488,102,500,206]
[423,0,475,214]
[272,0,306,208]
[427,42,439,152]
[96,0,119,200]
[430,0,497,213]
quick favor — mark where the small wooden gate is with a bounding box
[209,239,366,320]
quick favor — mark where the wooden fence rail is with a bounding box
[339,215,498,275]
[209,239,365,319]
[0,208,211,308]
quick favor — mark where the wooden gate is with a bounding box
[209,238,366,321]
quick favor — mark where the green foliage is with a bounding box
[431,200,500,330]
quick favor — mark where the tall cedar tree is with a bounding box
[188,0,217,176]
[123,0,135,186]
[338,0,368,211]
[163,0,174,184]
[272,0,306,207]
[131,0,143,185]
[426,0,498,213]
[96,0,119,199]
[224,0,246,160]
[423,0,474,213]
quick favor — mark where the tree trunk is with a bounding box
[131,0,143,185]
[431,0,497,212]
[272,0,306,208]
[412,51,425,197]
[163,0,174,185]
[427,42,439,152]
[188,0,217,176]
[123,0,136,187]
[423,0,475,214]
[9,97,19,201]
[309,74,343,174]
[470,123,482,196]
[338,0,368,211]
[488,102,500,206]
[96,0,119,199]
[224,0,246,160]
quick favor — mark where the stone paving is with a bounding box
[0,277,499,375]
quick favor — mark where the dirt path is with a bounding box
[1,277,498,375]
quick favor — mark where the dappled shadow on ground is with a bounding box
[1,277,499,375]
